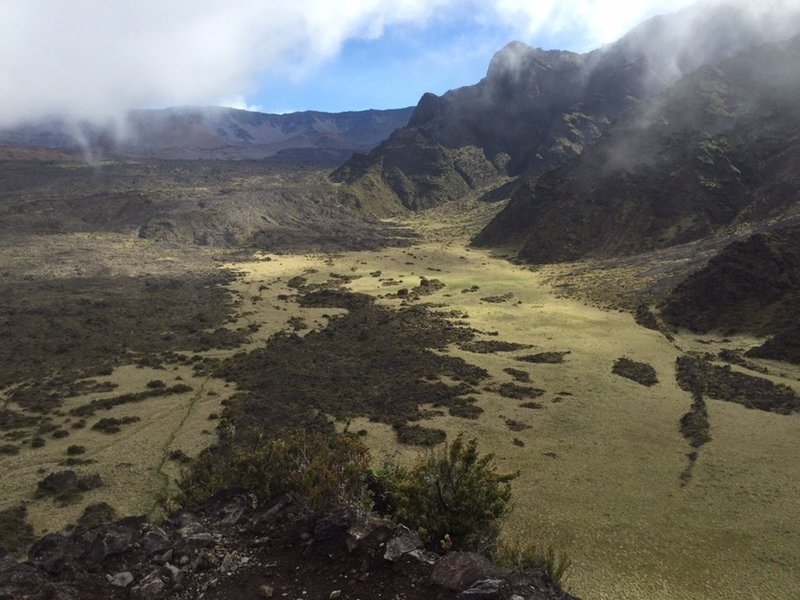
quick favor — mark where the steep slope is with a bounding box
[476,34,800,262]
[333,2,800,212]
[660,223,800,338]
[0,106,414,162]
[0,158,416,251]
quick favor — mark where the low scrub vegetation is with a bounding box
[492,539,572,588]
[496,383,545,399]
[503,368,530,382]
[517,351,570,364]
[394,424,446,447]
[175,430,520,557]
[0,505,34,554]
[91,416,141,434]
[386,433,517,549]
[35,470,103,505]
[676,355,800,414]
[214,289,487,443]
[459,340,531,354]
[76,502,117,529]
[612,357,658,386]
[71,384,193,418]
[174,431,372,511]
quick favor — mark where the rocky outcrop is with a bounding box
[660,223,800,336]
[475,30,800,263]
[334,2,800,214]
[0,491,577,600]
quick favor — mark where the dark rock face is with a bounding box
[332,45,607,211]
[0,491,577,600]
[747,323,800,365]
[334,2,800,213]
[660,224,800,336]
[476,32,800,263]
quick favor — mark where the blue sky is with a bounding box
[1,1,704,126]
[253,15,600,113]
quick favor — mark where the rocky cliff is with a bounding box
[659,222,800,363]
[333,2,800,213]
[475,33,800,262]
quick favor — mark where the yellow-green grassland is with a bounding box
[1,208,799,600]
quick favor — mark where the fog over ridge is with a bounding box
[1,0,798,132]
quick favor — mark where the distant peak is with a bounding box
[487,41,578,78]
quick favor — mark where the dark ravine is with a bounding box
[0,491,577,600]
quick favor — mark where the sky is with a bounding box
[0,0,750,125]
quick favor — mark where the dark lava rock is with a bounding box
[431,552,510,591]
[661,225,800,336]
[0,490,577,600]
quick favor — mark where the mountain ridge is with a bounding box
[331,1,800,214]
[0,106,414,163]
[475,33,800,262]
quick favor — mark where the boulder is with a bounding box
[107,571,134,588]
[383,528,423,561]
[140,525,172,555]
[458,578,504,599]
[431,552,510,591]
[131,569,166,599]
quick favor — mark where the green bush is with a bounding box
[387,433,517,549]
[0,444,20,455]
[0,505,34,554]
[174,431,372,512]
[492,539,572,588]
[35,470,103,505]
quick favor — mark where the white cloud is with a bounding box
[220,96,264,113]
[486,0,698,47]
[0,0,796,127]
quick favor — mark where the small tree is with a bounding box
[389,433,517,549]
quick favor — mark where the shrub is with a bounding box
[394,424,446,447]
[168,449,192,464]
[448,403,484,419]
[91,416,140,434]
[0,444,20,455]
[35,470,103,505]
[492,539,572,588]
[66,445,86,456]
[612,357,658,386]
[387,434,517,549]
[77,502,117,529]
[175,431,372,512]
[517,351,570,364]
[0,505,34,554]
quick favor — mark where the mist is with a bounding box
[1,0,798,132]
[0,0,695,129]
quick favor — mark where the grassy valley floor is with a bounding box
[1,226,799,599]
